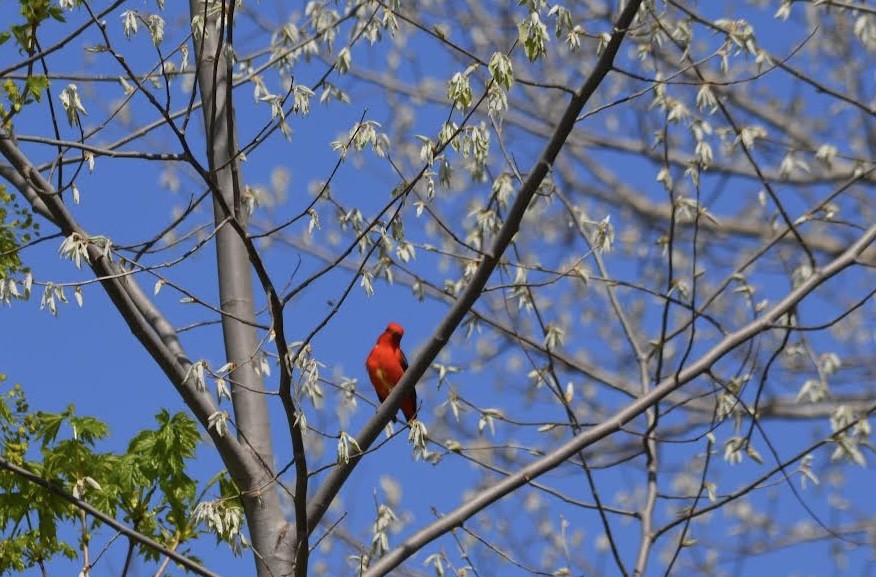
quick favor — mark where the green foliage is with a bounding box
[0,0,62,126]
[1,75,48,122]
[123,409,202,560]
[0,185,37,282]
[0,381,206,575]
[9,0,67,55]
[0,379,76,572]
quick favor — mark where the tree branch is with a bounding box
[0,457,223,577]
[306,0,647,541]
[0,130,262,506]
[362,222,876,576]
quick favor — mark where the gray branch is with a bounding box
[363,220,876,577]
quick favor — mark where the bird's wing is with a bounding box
[399,348,409,372]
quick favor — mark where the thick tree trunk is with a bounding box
[189,2,289,575]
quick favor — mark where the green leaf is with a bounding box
[24,75,48,102]
[0,384,207,573]
[34,410,65,448]
[0,184,38,282]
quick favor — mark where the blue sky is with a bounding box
[2,2,874,577]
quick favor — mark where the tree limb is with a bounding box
[362,221,876,577]
[306,0,647,539]
[0,457,223,577]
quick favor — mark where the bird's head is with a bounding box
[385,322,404,339]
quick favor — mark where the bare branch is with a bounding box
[363,221,876,576]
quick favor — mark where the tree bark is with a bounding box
[189,1,288,575]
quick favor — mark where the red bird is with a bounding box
[366,322,417,423]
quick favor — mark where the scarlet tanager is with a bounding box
[366,322,417,422]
